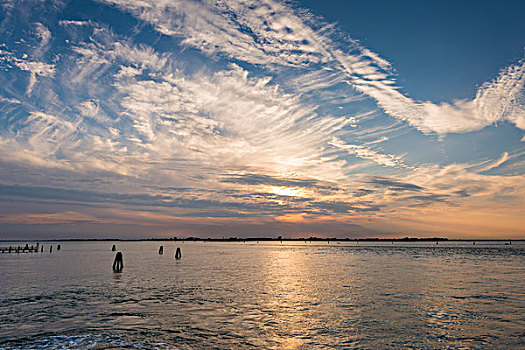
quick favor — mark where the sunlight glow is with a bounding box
[266,186,308,197]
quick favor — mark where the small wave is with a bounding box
[0,333,173,350]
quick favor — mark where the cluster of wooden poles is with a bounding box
[111,244,181,273]
[0,243,181,274]
[0,242,60,253]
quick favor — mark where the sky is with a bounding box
[0,0,524,240]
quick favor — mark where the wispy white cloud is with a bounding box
[338,50,525,133]
[101,0,525,135]
[59,19,91,26]
[477,152,510,172]
[112,61,353,181]
[1,24,355,187]
[33,23,51,57]
[0,22,55,95]
[0,51,55,95]
[100,0,333,67]
[364,136,389,145]
[329,138,407,169]
[0,96,21,104]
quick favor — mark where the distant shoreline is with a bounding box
[1,237,522,242]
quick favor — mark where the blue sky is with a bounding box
[0,0,524,239]
[301,0,525,102]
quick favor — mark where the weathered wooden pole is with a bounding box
[113,252,124,272]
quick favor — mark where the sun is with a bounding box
[266,186,307,197]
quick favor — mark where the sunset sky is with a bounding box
[0,0,524,239]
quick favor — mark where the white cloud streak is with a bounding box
[478,152,510,172]
[59,20,91,26]
[0,22,55,95]
[329,138,407,169]
[0,96,21,104]
[0,51,56,95]
[1,25,356,188]
[99,0,525,135]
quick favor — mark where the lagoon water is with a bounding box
[0,241,524,349]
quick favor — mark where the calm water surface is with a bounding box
[0,241,524,349]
